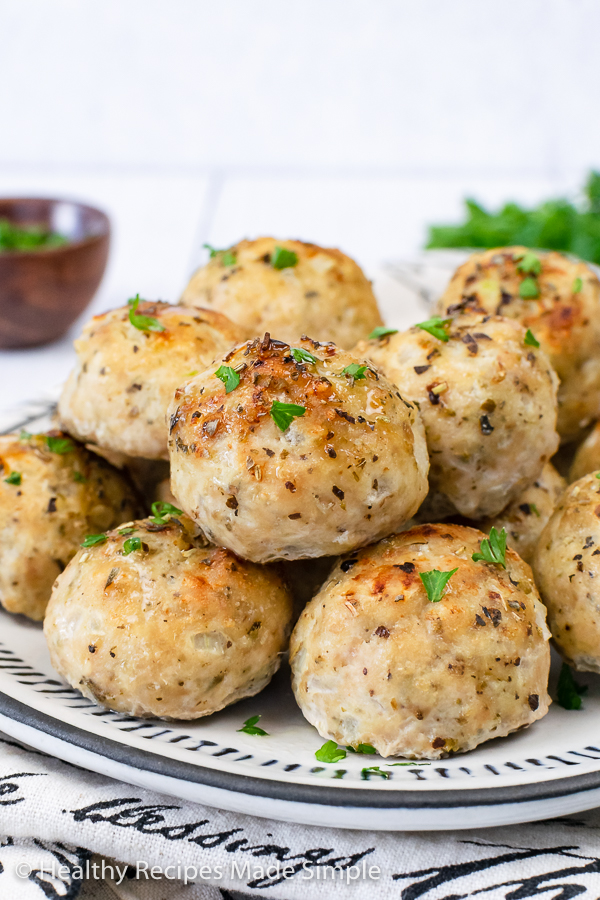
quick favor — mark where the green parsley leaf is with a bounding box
[341,364,367,380]
[315,741,347,763]
[416,316,452,342]
[3,471,21,485]
[419,568,458,603]
[524,328,540,347]
[346,743,376,754]
[19,430,32,440]
[46,435,74,454]
[557,663,588,710]
[573,277,583,293]
[237,715,268,736]
[519,277,540,299]
[73,471,87,483]
[514,250,541,275]
[291,347,317,364]
[123,536,144,555]
[118,526,136,535]
[472,526,507,568]
[271,246,298,269]
[215,365,240,394]
[529,503,540,517]
[0,217,67,252]
[81,533,107,548]
[369,326,398,340]
[270,400,306,431]
[361,766,390,780]
[127,294,166,333]
[596,472,600,479]
[203,243,237,266]
[150,500,183,524]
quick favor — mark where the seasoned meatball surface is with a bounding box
[290,524,551,759]
[570,422,600,482]
[478,463,566,564]
[58,302,247,460]
[533,472,600,672]
[168,335,429,562]
[435,247,600,441]
[44,517,293,718]
[356,313,559,519]
[0,432,139,620]
[180,237,383,349]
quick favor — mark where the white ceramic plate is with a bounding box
[2,253,600,832]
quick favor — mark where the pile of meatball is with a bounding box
[3,238,600,760]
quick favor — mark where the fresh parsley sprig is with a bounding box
[123,537,145,555]
[368,326,398,340]
[271,246,298,270]
[237,715,268,736]
[150,501,182,524]
[315,741,347,763]
[341,363,367,380]
[346,743,377,754]
[291,347,317,364]
[203,243,236,266]
[46,435,74,454]
[472,526,507,568]
[514,250,541,276]
[419,568,458,603]
[416,316,452,342]
[128,295,166,333]
[361,766,390,780]
[215,365,240,393]
[524,329,540,347]
[81,533,107,548]
[519,277,540,299]
[3,472,21,485]
[270,400,306,431]
[557,663,588,710]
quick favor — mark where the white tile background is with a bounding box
[1,0,600,408]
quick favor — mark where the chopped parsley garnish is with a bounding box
[118,526,136,535]
[519,277,540,299]
[346,743,376,754]
[291,347,317,364]
[203,243,237,266]
[271,246,298,269]
[237,715,268,736]
[419,568,458,603]
[73,472,87,483]
[270,400,306,431]
[150,501,182,524]
[524,328,540,347]
[45,435,74,454]
[472,526,507,568]
[514,250,541,276]
[3,471,21,485]
[123,537,144,555]
[127,294,166,333]
[416,316,452,342]
[369,326,398,340]
[556,663,588,710]
[0,217,67,252]
[341,364,367,380]
[315,741,347,763]
[215,365,240,393]
[361,766,390,780]
[529,503,540,517]
[573,277,583,293]
[19,430,32,440]
[81,533,107,548]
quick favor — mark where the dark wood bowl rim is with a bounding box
[0,197,110,258]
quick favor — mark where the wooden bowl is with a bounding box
[0,198,110,348]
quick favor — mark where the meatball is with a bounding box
[533,472,600,672]
[180,237,383,349]
[0,431,139,620]
[44,516,293,718]
[168,334,429,562]
[290,523,551,759]
[477,463,566,564]
[356,313,559,519]
[570,422,600,482]
[435,247,600,441]
[58,302,247,460]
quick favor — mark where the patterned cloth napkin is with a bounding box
[2,731,600,899]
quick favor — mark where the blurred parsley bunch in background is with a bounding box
[426,171,600,264]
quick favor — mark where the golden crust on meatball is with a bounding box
[290,523,551,759]
[58,302,247,460]
[356,313,559,519]
[168,335,429,562]
[570,422,600,482]
[180,237,383,348]
[533,472,600,672]
[44,516,293,718]
[0,432,140,620]
[478,462,566,564]
[435,247,600,441]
